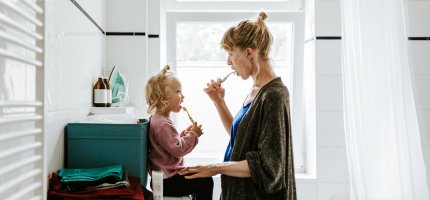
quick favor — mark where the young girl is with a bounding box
[145,65,213,199]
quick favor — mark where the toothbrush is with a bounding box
[220,71,236,84]
[182,106,195,124]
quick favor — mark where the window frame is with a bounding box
[165,0,303,11]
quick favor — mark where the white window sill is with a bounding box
[295,172,317,182]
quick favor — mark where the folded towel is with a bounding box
[58,164,123,183]
[84,169,130,191]
[64,168,130,192]
[48,172,144,200]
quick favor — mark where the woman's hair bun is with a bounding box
[160,64,170,74]
[258,12,268,22]
[162,64,170,71]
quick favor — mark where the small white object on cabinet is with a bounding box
[152,171,191,200]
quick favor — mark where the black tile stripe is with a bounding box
[106,32,133,36]
[408,37,430,40]
[148,34,159,38]
[316,36,430,41]
[70,0,105,34]
[316,36,341,40]
[106,32,146,36]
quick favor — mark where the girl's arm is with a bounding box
[156,121,198,158]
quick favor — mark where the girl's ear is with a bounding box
[160,94,167,101]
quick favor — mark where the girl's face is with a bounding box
[165,78,184,113]
[226,47,253,80]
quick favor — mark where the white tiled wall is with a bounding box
[315,40,342,75]
[317,183,348,200]
[316,111,345,146]
[316,75,343,111]
[315,0,341,36]
[297,182,318,199]
[409,1,430,37]
[75,0,107,29]
[45,0,106,173]
[107,0,146,32]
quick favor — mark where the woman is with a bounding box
[179,12,296,200]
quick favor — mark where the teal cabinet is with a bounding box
[66,119,149,186]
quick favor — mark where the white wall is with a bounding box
[44,0,106,174]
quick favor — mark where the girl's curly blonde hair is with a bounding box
[145,65,176,114]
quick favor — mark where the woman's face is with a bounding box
[166,78,184,113]
[226,47,253,80]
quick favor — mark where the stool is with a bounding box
[152,171,192,200]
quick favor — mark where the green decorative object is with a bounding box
[108,66,129,106]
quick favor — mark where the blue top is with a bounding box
[223,101,252,161]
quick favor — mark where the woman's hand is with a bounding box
[178,165,219,179]
[203,78,225,104]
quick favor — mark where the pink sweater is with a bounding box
[148,115,198,178]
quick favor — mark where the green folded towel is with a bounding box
[58,164,123,183]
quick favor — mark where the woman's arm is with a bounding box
[217,160,250,177]
[178,160,250,178]
[212,100,233,134]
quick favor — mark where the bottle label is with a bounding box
[107,89,112,103]
[94,89,108,103]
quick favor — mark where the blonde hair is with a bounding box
[220,12,273,61]
[145,65,176,114]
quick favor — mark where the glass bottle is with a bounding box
[93,76,107,107]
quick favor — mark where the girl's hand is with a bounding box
[190,122,203,137]
[185,124,193,132]
[203,78,225,103]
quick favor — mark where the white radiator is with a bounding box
[0,0,45,199]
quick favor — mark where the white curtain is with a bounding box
[340,0,429,199]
